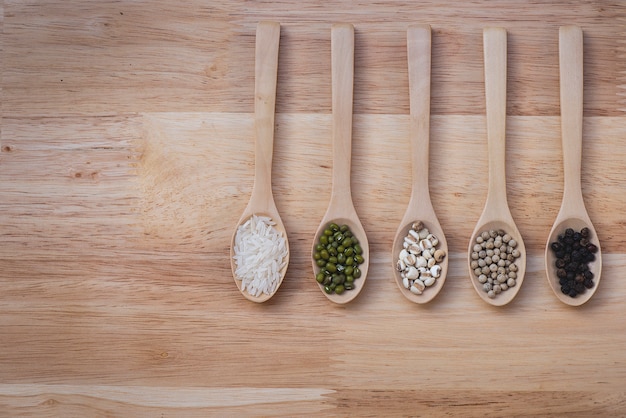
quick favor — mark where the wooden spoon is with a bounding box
[230,21,289,303]
[467,27,526,306]
[545,26,602,306]
[312,23,369,304]
[392,25,448,304]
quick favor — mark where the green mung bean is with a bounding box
[313,223,365,295]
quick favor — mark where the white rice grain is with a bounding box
[233,215,288,297]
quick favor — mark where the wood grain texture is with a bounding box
[1,1,626,416]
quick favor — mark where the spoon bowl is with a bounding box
[468,219,526,306]
[393,219,448,304]
[312,214,369,304]
[230,21,289,303]
[545,217,601,306]
[392,25,448,304]
[312,24,369,304]
[545,26,602,306]
[467,28,526,306]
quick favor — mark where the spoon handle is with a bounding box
[483,28,509,216]
[559,26,585,208]
[407,24,433,211]
[330,23,355,208]
[251,21,280,206]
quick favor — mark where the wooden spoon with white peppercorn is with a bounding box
[312,24,369,304]
[467,27,526,307]
[230,22,290,303]
[392,24,449,304]
[545,26,602,306]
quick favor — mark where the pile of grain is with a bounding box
[233,215,287,297]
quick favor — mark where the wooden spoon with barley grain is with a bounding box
[312,23,369,304]
[467,28,526,307]
[392,25,448,304]
[230,22,290,303]
[545,26,602,306]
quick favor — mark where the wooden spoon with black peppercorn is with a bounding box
[545,26,602,306]
[467,28,526,306]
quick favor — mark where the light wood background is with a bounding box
[1,1,626,416]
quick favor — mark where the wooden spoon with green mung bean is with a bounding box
[392,24,449,304]
[545,26,602,306]
[467,27,526,307]
[230,21,290,303]
[312,23,369,304]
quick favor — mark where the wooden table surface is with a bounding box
[1,1,626,416]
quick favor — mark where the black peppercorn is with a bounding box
[550,226,598,298]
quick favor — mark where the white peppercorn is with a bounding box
[471,229,522,299]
